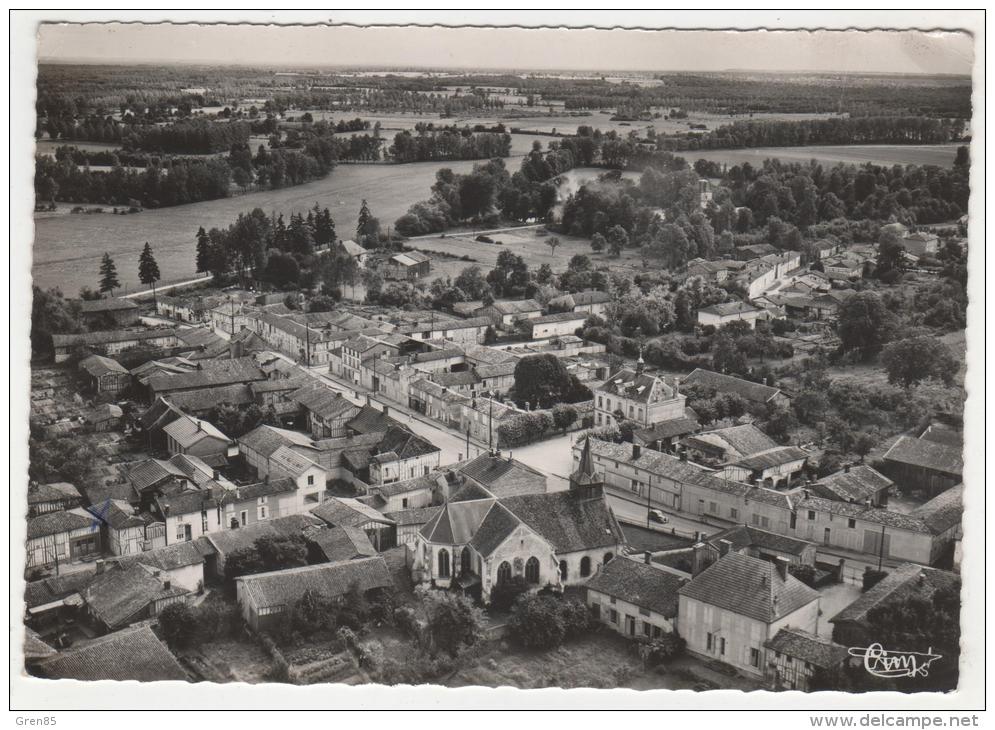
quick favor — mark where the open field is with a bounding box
[687,143,961,169]
[34,139,121,157]
[32,158,495,293]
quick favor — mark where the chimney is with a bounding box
[718,539,732,557]
[95,559,106,575]
[153,570,162,579]
[844,463,851,473]
[679,450,687,462]
[213,470,220,480]
[760,573,768,587]
[644,551,652,565]
[754,478,763,488]
[774,556,790,581]
[163,578,172,591]
[802,488,810,500]
[632,443,642,460]
[382,405,389,417]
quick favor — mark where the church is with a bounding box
[410,439,625,603]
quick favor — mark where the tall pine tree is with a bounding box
[357,199,372,239]
[195,227,211,273]
[98,252,120,296]
[138,242,161,307]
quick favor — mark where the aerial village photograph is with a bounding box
[10,10,985,714]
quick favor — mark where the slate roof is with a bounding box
[448,482,496,503]
[882,435,963,476]
[36,626,189,682]
[84,563,189,630]
[311,497,395,528]
[679,552,819,624]
[469,502,524,557]
[420,498,495,544]
[458,453,546,494]
[706,524,813,557]
[586,558,683,617]
[308,525,378,562]
[238,556,393,609]
[500,491,624,554]
[829,563,960,626]
[79,354,129,377]
[813,465,894,503]
[163,413,229,448]
[27,509,94,539]
[765,628,849,669]
[599,367,674,404]
[683,368,784,404]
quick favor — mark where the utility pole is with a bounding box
[877,523,887,572]
[228,295,235,336]
[303,296,311,368]
[646,481,652,529]
[465,426,470,463]
[488,392,494,453]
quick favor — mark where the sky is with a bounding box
[37,24,974,75]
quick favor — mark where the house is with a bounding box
[475,360,517,395]
[718,446,809,490]
[735,243,780,260]
[27,482,83,517]
[52,327,181,363]
[828,563,959,647]
[530,312,588,339]
[33,626,188,682]
[311,497,397,550]
[809,239,842,260]
[156,294,213,323]
[108,540,210,592]
[340,239,369,266]
[632,415,701,454]
[22,628,57,675]
[78,354,131,398]
[682,423,779,467]
[811,465,894,507]
[26,509,100,569]
[82,562,190,633]
[408,379,467,429]
[764,628,849,691]
[475,299,543,329]
[547,290,611,317]
[454,452,548,498]
[267,445,327,509]
[365,426,441,486]
[683,368,790,409]
[398,316,492,345]
[697,301,763,330]
[881,434,963,497]
[163,413,232,460]
[822,253,867,280]
[88,500,146,556]
[678,552,820,677]
[585,556,684,639]
[200,513,323,579]
[306,525,378,563]
[236,556,393,631]
[704,525,818,568]
[137,396,185,449]
[385,251,432,280]
[292,384,360,437]
[412,439,624,602]
[369,472,446,512]
[78,297,140,327]
[594,362,687,429]
[686,258,731,284]
[386,506,443,547]
[902,231,940,258]
[147,357,267,400]
[84,403,124,432]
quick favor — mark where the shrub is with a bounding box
[645,633,687,665]
[788,563,817,588]
[507,594,566,650]
[158,602,199,649]
[863,568,888,592]
[488,575,531,612]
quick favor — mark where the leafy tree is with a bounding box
[98,253,120,295]
[422,590,483,658]
[261,250,301,288]
[138,242,161,306]
[551,403,578,431]
[590,232,606,253]
[837,292,899,359]
[158,602,199,649]
[711,331,747,375]
[453,265,491,301]
[488,575,531,612]
[513,354,592,410]
[607,224,628,257]
[31,286,81,359]
[507,594,590,650]
[546,236,561,257]
[881,336,959,388]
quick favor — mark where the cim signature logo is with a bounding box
[848,643,943,679]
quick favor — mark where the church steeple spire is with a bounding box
[570,436,604,500]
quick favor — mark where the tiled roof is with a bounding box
[765,628,849,669]
[311,497,395,528]
[469,502,523,557]
[475,361,517,379]
[918,423,963,448]
[24,569,103,610]
[239,424,317,460]
[308,525,378,562]
[830,563,960,626]
[500,491,624,554]
[27,509,94,539]
[90,500,146,530]
[384,505,443,526]
[909,484,964,535]
[420,498,495,544]
[112,539,211,572]
[679,552,819,624]
[633,416,700,444]
[457,453,547,497]
[346,405,396,434]
[138,396,184,430]
[203,514,323,558]
[84,563,189,630]
[794,494,934,534]
[79,297,139,313]
[269,445,323,477]
[431,370,480,388]
[28,482,81,505]
[726,446,809,470]
[169,384,254,412]
[698,301,760,317]
[813,465,894,503]
[163,414,229,448]
[882,435,963,476]
[375,473,444,498]
[598,367,674,404]
[531,311,587,325]
[148,357,266,393]
[448,482,496,502]
[706,524,813,557]
[52,327,178,348]
[688,423,777,459]
[238,556,393,609]
[586,558,683,617]
[222,478,297,504]
[36,626,188,682]
[375,426,439,461]
[571,290,612,306]
[292,385,359,421]
[486,299,542,315]
[23,628,57,660]
[79,354,128,377]
[683,368,783,404]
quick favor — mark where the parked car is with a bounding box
[649,509,669,524]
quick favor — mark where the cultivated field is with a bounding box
[687,143,961,169]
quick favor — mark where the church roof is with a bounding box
[570,437,602,487]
